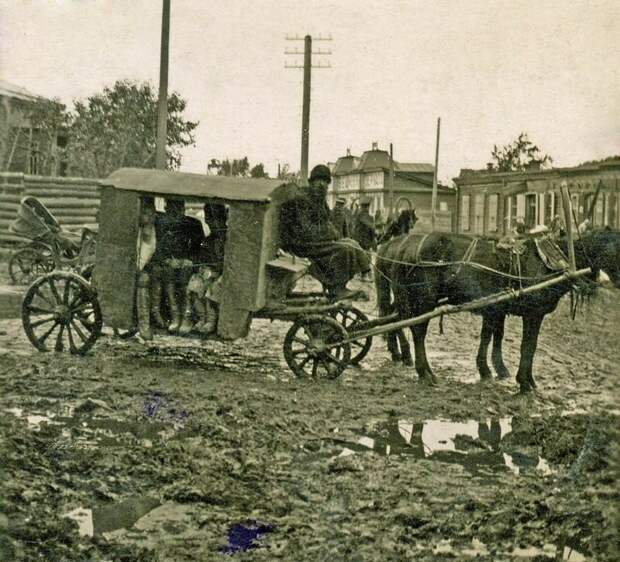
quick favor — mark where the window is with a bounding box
[594,197,604,226]
[524,193,537,228]
[474,194,485,234]
[461,194,470,231]
[439,201,448,212]
[487,194,498,232]
[510,194,518,228]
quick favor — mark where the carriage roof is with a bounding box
[102,168,289,204]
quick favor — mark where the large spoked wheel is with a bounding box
[9,245,55,285]
[22,272,103,354]
[283,315,351,379]
[331,306,373,365]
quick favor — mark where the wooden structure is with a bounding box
[95,168,302,339]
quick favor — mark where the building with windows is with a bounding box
[328,143,456,232]
[453,159,620,237]
[0,79,66,175]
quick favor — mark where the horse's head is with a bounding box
[379,209,418,244]
[577,228,620,288]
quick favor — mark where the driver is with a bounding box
[280,165,370,299]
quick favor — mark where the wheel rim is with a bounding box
[332,307,373,365]
[22,272,103,354]
[9,247,54,285]
[284,316,351,379]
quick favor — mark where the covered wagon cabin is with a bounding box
[94,168,302,340]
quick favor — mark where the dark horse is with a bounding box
[381,228,620,392]
[375,209,418,365]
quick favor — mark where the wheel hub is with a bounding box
[54,305,71,324]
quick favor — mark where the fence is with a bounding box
[0,173,101,245]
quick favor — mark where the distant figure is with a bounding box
[353,198,377,251]
[514,217,527,237]
[578,218,592,234]
[330,197,350,238]
[353,198,377,281]
[549,215,565,238]
[374,208,386,238]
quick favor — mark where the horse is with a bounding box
[375,209,418,365]
[387,228,620,393]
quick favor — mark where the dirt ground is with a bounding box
[0,269,619,561]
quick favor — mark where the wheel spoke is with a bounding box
[72,302,93,315]
[76,313,95,332]
[66,324,78,353]
[38,320,60,346]
[297,355,312,371]
[292,336,309,346]
[63,278,72,304]
[70,319,88,342]
[291,347,309,357]
[30,316,56,329]
[55,324,65,352]
[35,287,56,308]
[48,279,61,304]
[26,304,55,315]
[311,360,319,377]
[351,340,364,349]
[323,354,345,368]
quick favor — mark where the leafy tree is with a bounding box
[488,132,552,172]
[66,80,198,177]
[277,162,298,181]
[250,163,269,178]
[212,156,250,177]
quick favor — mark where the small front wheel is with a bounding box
[283,315,351,379]
[22,272,103,354]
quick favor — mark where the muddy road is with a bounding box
[0,275,619,561]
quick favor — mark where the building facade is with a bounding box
[328,143,456,232]
[0,79,66,176]
[454,159,620,238]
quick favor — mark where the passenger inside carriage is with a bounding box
[179,201,228,335]
[135,197,205,340]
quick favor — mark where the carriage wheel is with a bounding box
[283,315,351,379]
[22,272,103,354]
[331,306,373,365]
[8,245,55,285]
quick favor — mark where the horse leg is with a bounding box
[491,314,510,380]
[397,329,413,366]
[516,314,544,393]
[476,314,494,380]
[386,331,402,362]
[411,321,436,383]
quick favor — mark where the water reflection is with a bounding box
[337,417,554,476]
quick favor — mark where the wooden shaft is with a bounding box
[337,267,591,345]
[155,0,171,170]
[560,184,577,271]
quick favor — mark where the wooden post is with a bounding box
[431,117,441,231]
[155,0,171,170]
[300,35,312,186]
[560,182,576,272]
[389,143,395,218]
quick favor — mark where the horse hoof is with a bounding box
[391,354,402,363]
[496,371,510,380]
[402,357,414,367]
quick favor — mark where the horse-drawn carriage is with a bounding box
[20,168,373,378]
[8,196,96,285]
[19,169,617,390]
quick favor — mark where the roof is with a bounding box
[332,155,361,175]
[396,162,435,174]
[454,158,620,186]
[332,149,434,176]
[395,171,453,192]
[102,168,291,203]
[0,79,47,102]
[357,149,392,171]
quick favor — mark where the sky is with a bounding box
[1,0,619,184]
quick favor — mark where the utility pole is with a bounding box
[431,117,441,231]
[155,0,171,170]
[389,143,395,218]
[285,34,332,185]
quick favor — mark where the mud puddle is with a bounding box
[329,417,555,477]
